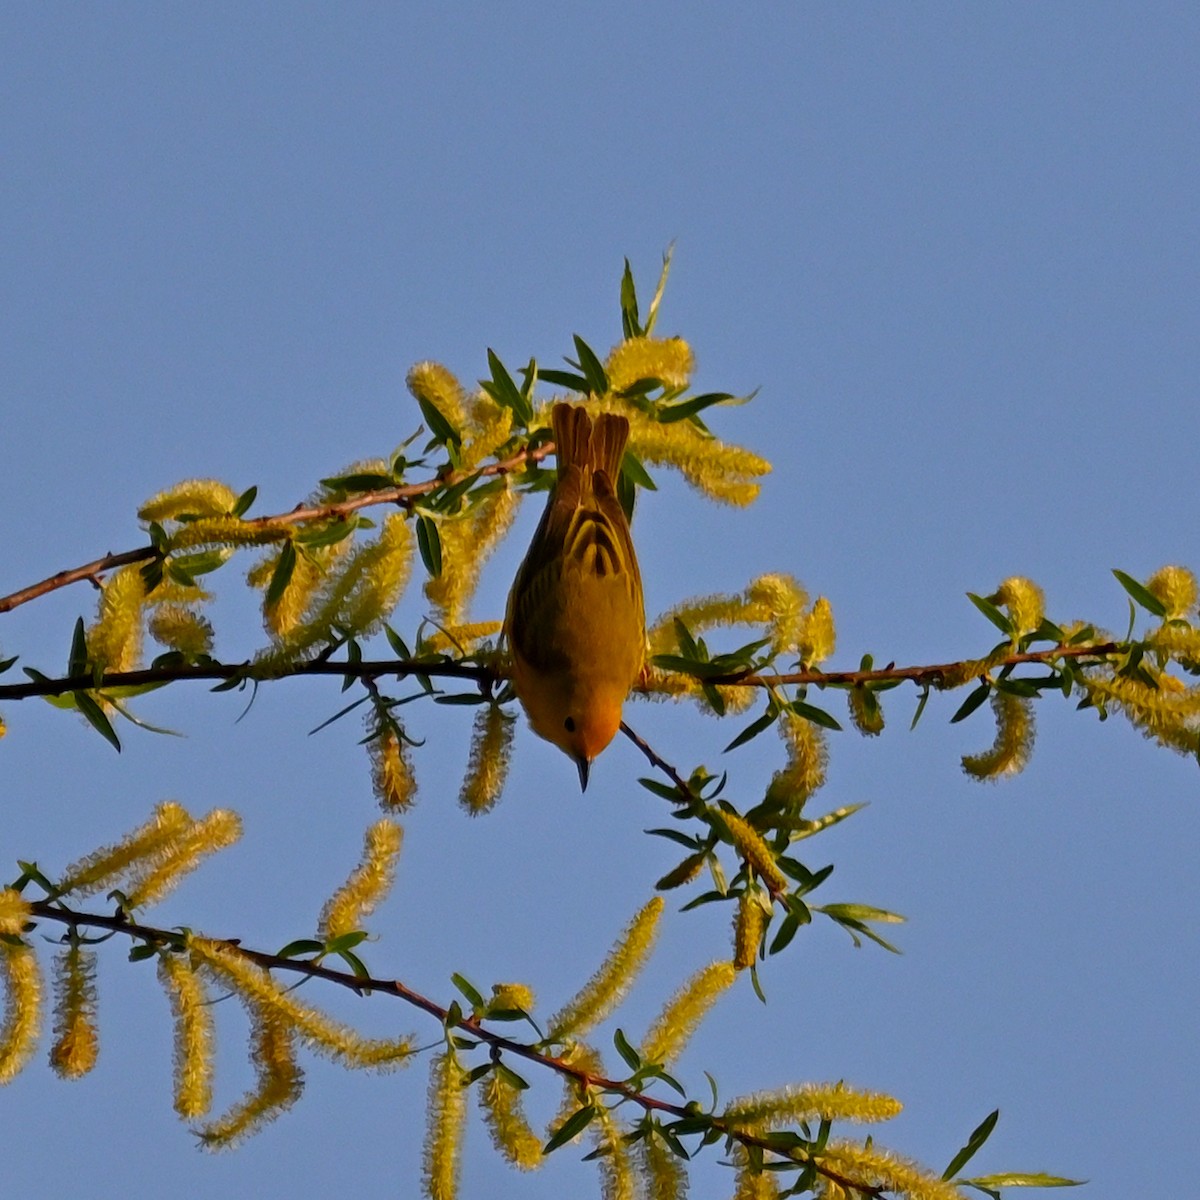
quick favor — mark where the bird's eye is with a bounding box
[564,716,576,733]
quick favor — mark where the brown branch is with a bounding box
[25,898,882,1195]
[0,440,555,615]
[0,658,496,702]
[0,640,1124,705]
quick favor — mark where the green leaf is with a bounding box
[789,699,843,731]
[0,654,19,675]
[320,471,396,494]
[537,367,591,392]
[961,1174,1083,1189]
[385,625,412,659]
[295,518,359,548]
[613,1028,642,1072]
[620,258,642,339]
[128,943,158,962]
[942,1109,999,1180]
[232,485,258,517]
[723,707,777,753]
[967,592,1014,635]
[1112,568,1167,617]
[67,617,89,676]
[451,973,485,1008]
[644,827,702,849]
[571,335,609,395]
[767,910,800,955]
[544,1105,598,1154]
[416,515,443,577]
[483,349,534,427]
[820,902,904,925]
[645,243,673,335]
[413,393,462,448]
[620,451,657,492]
[657,391,751,424]
[950,682,991,724]
[265,541,297,608]
[638,777,684,802]
[496,1061,530,1091]
[910,685,931,730]
[277,939,325,959]
[74,691,121,751]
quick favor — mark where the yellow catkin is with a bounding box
[369,724,417,811]
[605,336,695,393]
[489,982,535,1013]
[848,686,885,736]
[0,941,42,1084]
[458,704,515,815]
[480,1070,544,1170]
[461,394,515,469]
[408,361,467,429]
[640,1134,689,1200]
[621,406,770,507]
[49,944,99,1079]
[764,714,827,811]
[722,811,787,894]
[198,1001,303,1149]
[799,596,836,666]
[252,544,331,638]
[594,1107,637,1200]
[1148,622,1200,671]
[88,564,148,673]
[139,479,240,523]
[639,961,737,1068]
[961,692,1035,780]
[546,898,664,1042]
[724,1081,903,1129]
[148,605,215,656]
[256,513,412,669]
[546,1040,604,1144]
[158,952,215,1118]
[1147,565,1199,620]
[424,1051,469,1200]
[0,890,30,937]
[190,938,413,1070]
[819,1140,965,1200]
[319,819,403,941]
[425,484,518,627]
[992,577,1045,636]
[733,1160,781,1200]
[1084,670,1200,756]
[167,516,286,552]
[58,801,194,897]
[656,851,707,891]
[123,809,243,910]
[744,574,808,657]
[422,620,504,654]
[733,889,767,970]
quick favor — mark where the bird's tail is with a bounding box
[551,402,629,483]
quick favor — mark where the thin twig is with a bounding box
[0,640,1122,704]
[0,440,555,615]
[25,898,883,1195]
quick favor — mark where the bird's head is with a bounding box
[519,676,624,791]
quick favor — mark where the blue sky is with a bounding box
[2,5,1198,1197]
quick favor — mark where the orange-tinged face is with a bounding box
[511,654,626,790]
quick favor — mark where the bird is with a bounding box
[505,402,646,790]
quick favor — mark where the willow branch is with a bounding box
[25,898,884,1195]
[0,640,1123,704]
[0,440,555,615]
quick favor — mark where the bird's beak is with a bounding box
[575,755,590,792]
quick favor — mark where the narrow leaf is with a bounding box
[1112,568,1167,617]
[943,1109,999,1180]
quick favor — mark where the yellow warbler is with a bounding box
[506,403,645,789]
